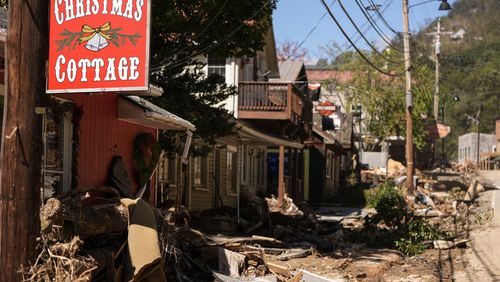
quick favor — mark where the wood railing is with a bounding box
[238,82,307,121]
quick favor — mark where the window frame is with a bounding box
[42,107,73,197]
[226,146,238,196]
[193,155,209,191]
[207,57,227,77]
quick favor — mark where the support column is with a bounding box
[278,145,285,205]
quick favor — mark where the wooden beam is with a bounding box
[238,111,288,120]
[0,0,48,280]
[278,145,285,205]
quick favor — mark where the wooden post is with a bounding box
[278,145,285,205]
[0,0,48,280]
[402,0,414,193]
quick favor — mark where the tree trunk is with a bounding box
[0,0,48,280]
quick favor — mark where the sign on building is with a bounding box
[47,0,150,93]
[316,101,336,117]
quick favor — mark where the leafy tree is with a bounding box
[148,0,277,154]
[316,58,329,67]
[321,47,434,150]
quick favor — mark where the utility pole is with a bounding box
[0,0,48,280]
[427,19,452,169]
[427,18,452,119]
[402,0,414,193]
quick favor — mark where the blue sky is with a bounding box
[273,0,457,63]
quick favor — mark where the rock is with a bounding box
[414,209,442,217]
[433,240,455,250]
[454,239,469,248]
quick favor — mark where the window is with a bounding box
[208,57,226,77]
[193,156,208,189]
[42,106,73,198]
[256,150,266,186]
[326,151,333,179]
[159,156,177,187]
[226,147,238,195]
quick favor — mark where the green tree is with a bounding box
[148,0,277,154]
[322,47,434,150]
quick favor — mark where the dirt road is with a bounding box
[455,189,500,281]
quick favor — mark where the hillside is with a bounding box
[415,0,500,160]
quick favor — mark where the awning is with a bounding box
[237,123,303,149]
[313,125,336,144]
[118,95,195,131]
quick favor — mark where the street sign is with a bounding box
[47,0,151,93]
[316,101,336,116]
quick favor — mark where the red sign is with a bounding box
[47,0,150,93]
[316,101,336,116]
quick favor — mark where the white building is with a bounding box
[458,132,496,164]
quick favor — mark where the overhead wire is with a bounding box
[152,1,271,71]
[286,0,338,60]
[151,0,230,70]
[353,0,403,52]
[318,0,405,77]
[337,0,405,65]
[338,0,393,52]
[366,0,401,36]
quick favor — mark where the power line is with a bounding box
[353,0,403,52]
[152,1,271,71]
[290,0,338,58]
[319,0,404,77]
[366,0,401,36]
[339,0,393,52]
[151,0,231,70]
[337,0,404,65]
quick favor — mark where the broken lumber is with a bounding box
[267,262,291,278]
[276,249,312,261]
[41,198,129,239]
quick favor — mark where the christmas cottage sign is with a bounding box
[47,0,150,93]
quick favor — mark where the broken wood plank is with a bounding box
[267,262,292,278]
[251,235,283,244]
[287,272,303,282]
[276,249,312,261]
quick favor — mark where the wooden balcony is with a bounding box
[238,82,311,129]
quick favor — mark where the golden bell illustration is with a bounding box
[79,22,112,52]
[84,33,110,52]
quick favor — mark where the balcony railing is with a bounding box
[238,82,310,126]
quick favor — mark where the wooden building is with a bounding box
[42,92,195,205]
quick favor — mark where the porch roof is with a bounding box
[236,122,304,149]
[312,125,336,145]
[118,95,196,131]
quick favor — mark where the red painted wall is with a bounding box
[58,93,157,196]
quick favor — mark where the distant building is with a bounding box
[496,117,500,150]
[458,132,496,164]
[451,28,466,41]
